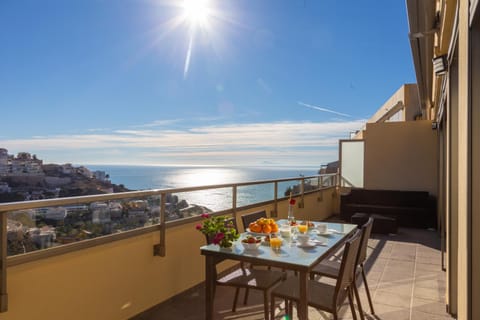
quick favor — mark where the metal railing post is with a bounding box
[0,211,8,312]
[300,178,305,208]
[232,185,237,220]
[272,182,278,217]
[153,193,166,257]
[318,176,324,202]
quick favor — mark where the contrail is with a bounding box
[298,101,351,118]
[184,28,195,79]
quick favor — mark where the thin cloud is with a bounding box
[0,120,365,166]
[132,119,184,128]
[298,101,352,118]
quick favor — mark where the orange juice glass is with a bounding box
[270,237,282,250]
[297,224,308,234]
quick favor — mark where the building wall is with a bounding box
[434,2,479,319]
[367,84,421,123]
[363,120,438,196]
[455,1,470,318]
[470,6,480,320]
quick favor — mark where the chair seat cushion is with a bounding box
[311,259,341,278]
[272,277,348,313]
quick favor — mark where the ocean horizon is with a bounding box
[87,165,321,211]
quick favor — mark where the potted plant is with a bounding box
[196,213,239,248]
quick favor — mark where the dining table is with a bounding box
[200,219,358,320]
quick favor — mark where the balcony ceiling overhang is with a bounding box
[406,0,437,113]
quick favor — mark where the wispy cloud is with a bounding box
[0,120,365,166]
[131,119,184,128]
[298,101,352,118]
[87,128,111,132]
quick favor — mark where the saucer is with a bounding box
[311,229,333,236]
[296,241,317,248]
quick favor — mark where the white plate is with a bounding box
[318,231,334,236]
[296,241,317,248]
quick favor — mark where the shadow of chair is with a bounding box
[205,216,285,320]
[309,217,375,320]
[270,229,362,320]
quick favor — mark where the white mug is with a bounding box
[317,223,327,233]
[297,233,310,244]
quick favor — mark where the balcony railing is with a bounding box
[0,172,337,314]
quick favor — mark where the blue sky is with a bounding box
[0,0,415,167]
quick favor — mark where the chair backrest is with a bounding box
[357,217,374,265]
[241,210,267,230]
[334,229,362,297]
[204,216,238,245]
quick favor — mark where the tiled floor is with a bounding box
[133,228,454,320]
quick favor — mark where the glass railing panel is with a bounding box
[169,187,232,217]
[278,179,303,198]
[303,177,320,192]
[236,182,274,207]
[2,174,337,259]
[6,194,161,257]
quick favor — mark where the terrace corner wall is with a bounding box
[363,120,438,197]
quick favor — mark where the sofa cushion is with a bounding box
[341,188,437,229]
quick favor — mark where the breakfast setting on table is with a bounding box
[242,217,341,251]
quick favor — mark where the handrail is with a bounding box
[0,172,338,312]
[0,173,336,212]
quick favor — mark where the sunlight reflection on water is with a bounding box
[89,165,318,212]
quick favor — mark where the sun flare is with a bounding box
[182,0,211,27]
[151,0,228,78]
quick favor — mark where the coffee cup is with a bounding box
[316,223,327,233]
[297,233,310,244]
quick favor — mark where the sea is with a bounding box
[87,165,320,212]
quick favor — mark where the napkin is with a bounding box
[312,239,327,246]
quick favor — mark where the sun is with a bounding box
[150,0,225,78]
[182,0,211,27]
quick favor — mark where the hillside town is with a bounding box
[0,148,211,256]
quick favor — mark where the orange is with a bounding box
[270,223,279,233]
[262,224,272,234]
[250,223,262,233]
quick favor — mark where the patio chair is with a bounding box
[205,217,285,319]
[270,229,362,320]
[309,217,375,319]
[241,210,267,231]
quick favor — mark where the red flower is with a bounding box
[195,224,202,230]
[201,213,210,218]
[289,199,296,205]
[212,232,225,245]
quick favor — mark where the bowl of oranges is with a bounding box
[247,218,279,235]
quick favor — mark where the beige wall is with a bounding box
[470,7,480,320]
[455,1,470,318]
[363,120,438,196]
[3,189,337,320]
[367,84,421,123]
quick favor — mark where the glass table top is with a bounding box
[201,221,357,268]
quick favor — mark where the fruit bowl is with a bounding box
[242,241,261,250]
[248,218,279,234]
[241,236,262,250]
